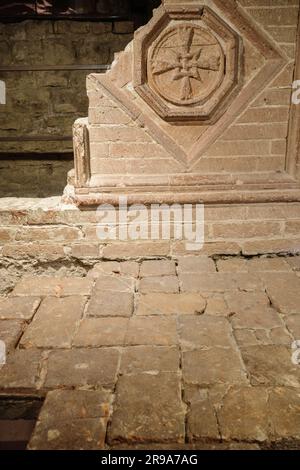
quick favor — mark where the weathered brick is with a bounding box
[178,316,235,351]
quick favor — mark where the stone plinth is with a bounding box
[69,0,299,240]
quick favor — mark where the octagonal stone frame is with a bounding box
[133,5,244,123]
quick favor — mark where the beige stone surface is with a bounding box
[45,348,120,389]
[177,256,216,273]
[262,273,300,314]
[120,346,180,375]
[139,275,179,294]
[0,350,42,391]
[88,261,139,278]
[1,253,300,447]
[218,387,270,442]
[108,373,185,444]
[178,316,235,351]
[180,273,236,293]
[284,314,300,339]
[20,296,86,349]
[13,277,93,297]
[28,390,111,450]
[186,389,220,442]
[230,306,283,330]
[241,345,300,387]
[0,297,41,320]
[140,260,176,277]
[182,348,248,386]
[135,293,206,316]
[0,319,24,352]
[93,275,135,293]
[87,290,134,318]
[125,317,178,346]
[73,318,129,347]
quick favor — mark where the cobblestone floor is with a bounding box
[0,255,300,449]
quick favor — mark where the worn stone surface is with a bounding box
[0,319,24,352]
[230,306,283,330]
[140,260,176,277]
[92,275,135,293]
[20,296,86,349]
[268,387,300,442]
[139,276,179,294]
[0,350,42,391]
[218,387,270,443]
[185,389,220,442]
[136,293,206,316]
[0,297,41,320]
[204,294,230,316]
[45,348,120,389]
[241,345,300,387]
[120,346,180,375]
[262,273,300,314]
[180,273,236,293]
[1,254,300,448]
[28,390,112,450]
[13,277,93,297]
[86,290,134,318]
[108,373,185,444]
[88,261,139,278]
[225,291,270,313]
[177,256,216,273]
[284,314,300,339]
[178,316,235,351]
[73,318,129,347]
[125,317,177,346]
[182,348,248,386]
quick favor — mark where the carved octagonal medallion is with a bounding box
[134,6,243,123]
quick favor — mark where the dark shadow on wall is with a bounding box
[0,154,73,198]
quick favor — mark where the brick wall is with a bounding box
[0,19,134,154]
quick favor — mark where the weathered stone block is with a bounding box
[20,296,87,349]
[108,373,185,444]
[45,348,120,389]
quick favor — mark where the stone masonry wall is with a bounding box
[84,0,300,187]
[0,19,134,154]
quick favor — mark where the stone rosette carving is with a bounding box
[134,5,243,123]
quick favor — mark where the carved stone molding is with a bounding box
[73,118,90,187]
[134,5,243,123]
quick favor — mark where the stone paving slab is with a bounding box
[0,254,300,448]
[108,373,185,444]
[44,348,120,390]
[13,277,94,297]
[0,319,25,352]
[136,293,206,316]
[86,290,134,318]
[28,390,111,450]
[20,296,86,349]
[0,296,41,320]
[73,317,129,347]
